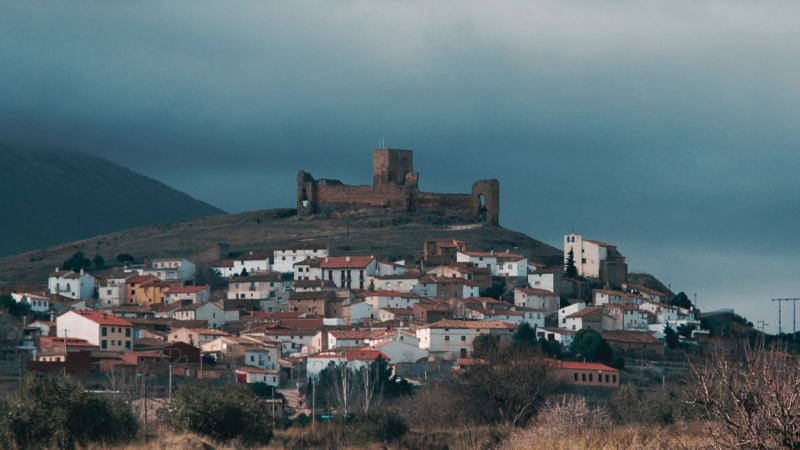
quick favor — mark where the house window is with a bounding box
[125,328,131,337]
[445,336,450,341]
[588,373,593,382]
[461,336,466,341]
[612,375,617,383]
[605,374,610,383]
[125,341,131,350]
[582,373,586,382]
[102,327,107,336]
[574,373,578,381]
[101,340,107,349]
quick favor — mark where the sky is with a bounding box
[2,1,800,333]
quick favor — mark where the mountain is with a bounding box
[0,209,564,284]
[0,145,226,257]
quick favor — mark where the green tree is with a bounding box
[671,291,693,309]
[571,329,613,363]
[512,322,538,348]
[0,376,137,449]
[664,324,679,349]
[537,337,562,359]
[239,267,249,277]
[61,251,91,273]
[92,254,106,269]
[116,253,135,264]
[480,279,506,300]
[677,323,696,339]
[163,383,273,446]
[565,249,578,277]
[1,294,31,318]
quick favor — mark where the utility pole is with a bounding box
[758,320,769,334]
[312,378,316,432]
[772,298,800,335]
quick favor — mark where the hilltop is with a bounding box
[0,145,225,258]
[0,209,564,284]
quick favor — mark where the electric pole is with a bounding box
[758,320,769,334]
[772,298,800,335]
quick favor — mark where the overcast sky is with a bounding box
[2,1,799,332]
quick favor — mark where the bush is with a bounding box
[353,410,409,443]
[0,377,138,449]
[611,384,694,426]
[116,253,135,264]
[162,383,273,446]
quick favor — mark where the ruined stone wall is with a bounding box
[373,149,414,185]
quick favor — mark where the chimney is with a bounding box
[345,256,351,262]
[144,256,150,269]
[80,268,84,275]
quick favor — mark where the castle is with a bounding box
[297,149,500,225]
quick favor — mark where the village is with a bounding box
[3,230,712,411]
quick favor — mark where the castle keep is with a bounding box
[297,149,500,225]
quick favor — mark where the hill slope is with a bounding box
[0,209,564,284]
[0,145,225,257]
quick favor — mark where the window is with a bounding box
[605,374,610,383]
[612,375,617,383]
[589,373,593,382]
[125,328,131,337]
[445,336,450,341]
[125,341,131,350]
[582,373,586,381]
[461,335,466,341]
[574,373,578,381]
[101,340,107,349]
[102,327,107,336]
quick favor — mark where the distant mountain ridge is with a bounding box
[0,144,226,257]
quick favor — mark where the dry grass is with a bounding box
[502,422,716,450]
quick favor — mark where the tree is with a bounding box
[571,329,613,363]
[93,254,106,269]
[664,324,679,349]
[512,322,538,348]
[61,251,91,273]
[472,334,499,358]
[671,291,692,309]
[565,249,578,277]
[1,294,32,319]
[0,376,137,449]
[162,383,273,446]
[481,279,506,300]
[116,253,135,264]
[677,323,696,339]
[462,346,560,428]
[687,339,800,448]
[239,267,249,277]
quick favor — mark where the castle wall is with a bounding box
[373,149,413,185]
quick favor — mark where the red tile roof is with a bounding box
[559,361,618,372]
[167,285,209,294]
[319,256,374,269]
[235,365,279,374]
[517,288,559,297]
[128,275,159,284]
[68,310,133,327]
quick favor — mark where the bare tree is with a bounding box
[687,338,800,449]
[462,346,561,428]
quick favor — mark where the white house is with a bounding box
[371,339,428,363]
[227,273,285,300]
[364,291,421,312]
[603,304,650,331]
[343,300,373,324]
[375,260,406,276]
[273,244,329,274]
[48,269,95,300]
[623,283,668,303]
[528,268,564,294]
[213,252,272,278]
[513,288,560,314]
[456,251,499,273]
[496,253,528,278]
[513,306,547,328]
[319,256,377,289]
[98,273,131,307]
[142,257,196,282]
[593,289,625,306]
[306,349,390,379]
[164,285,211,304]
[639,301,679,325]
[563,307,614,332]
[56,310,133,350]
[416,319,516,360]
[235,366,280,386]
[326,330,374,349]
[536,327,577,348]
[174,301,225,329]
[413,276,480,298]
[11,293,50,313]
[367,274,420,293]
[558,302,586,327]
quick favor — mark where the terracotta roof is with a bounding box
[420,319,516,330]
[293,279,336,288]
[167,285,209,295]
[559,361,618,372]
[517,288,558,297]
[310,349,389,361]
[66,310,133,327]
[366,291,419,298]
[328,330,373,340]
[567,307,602,318]
[418,275,478,287]
[593,289,627,297]
[213,259,235,268]
[413,302,453,312]
[176,302,220,312]
[235,365,279,374]
[602,331,662,344]
[128,275,159,284]
[49,270,85,279]
[468,307,521,317]
[371,273,422,280]
[319,256,374,269]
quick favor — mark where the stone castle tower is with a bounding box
[297,149,499,225]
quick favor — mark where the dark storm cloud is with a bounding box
[2,1,800,329]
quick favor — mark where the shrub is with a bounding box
[0,376,137,449]
[352,410,409,443]
[116,253,135,264]
[162,383,273,446]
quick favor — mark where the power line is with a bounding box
[772,298,800,335]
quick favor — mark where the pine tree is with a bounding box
[565,249,578,277]
[664,324,679,349]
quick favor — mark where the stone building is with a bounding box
[297,149,500,225]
